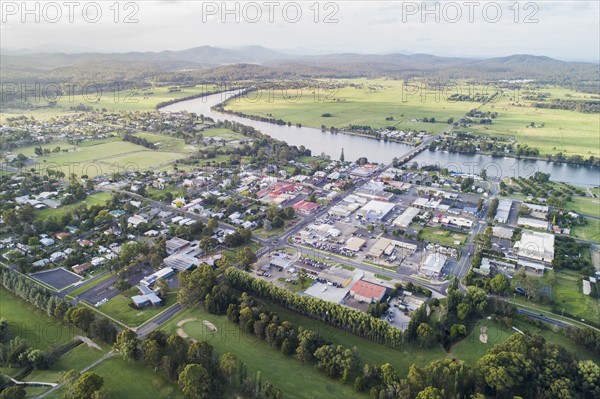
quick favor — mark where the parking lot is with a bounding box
[76,263,154,305]
[30,267,82,290]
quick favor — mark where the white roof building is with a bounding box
[393,207,420,228]
[514,230,555,264]
[420,253,448,277]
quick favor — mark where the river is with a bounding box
[159,92,600,186]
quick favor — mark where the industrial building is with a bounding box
[344,237,367,252]
[357,200,396,221]
[350,280,386,303]
[514,230,555,265]
[392,207,421,228]
[517,217,549,231]
[368,237,417,258]
[419,253,448,277]
[495,199,512,224]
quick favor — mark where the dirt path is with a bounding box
[74,335,102,350]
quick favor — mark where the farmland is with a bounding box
[467,89,600,158]
[1,85,220,121]
[224,79,479,133]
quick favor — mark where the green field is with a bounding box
[201,127,247,141]
[511,270,600,324]
[163,306,366,399]
[1,85,219,121]
[570,218,600,243]
[14,138,190,177]
[418,227,467,248]
[450,318,600,365]
[0,288,80,349]
[132,132,196,152]
[34,192,111,220]
[566,196,600,218]
[225,79,477,133]
[468,90,600,158]
[97,291,178,328]
[45,355,184,399]
[25,342,110,383]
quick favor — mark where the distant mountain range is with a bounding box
[1,45,598,84]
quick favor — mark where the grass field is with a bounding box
[45,356,184,399]
[450,318,600,365]
[570,218,600,243]
[34,192,111,220]
[1,85,219,121]
[162,306,365,399]
[225,79,478,133]
[97,290,178,328]
[418,227,467,248]
[468,90,600,158]
[511,270,600,324]
[132,132,196,152]
[0,288,80,349]
[15,136,190,178]
[25,342,110,383]
[566,196,600,218]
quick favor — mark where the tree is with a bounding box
[114,279,132,293]
[220,352,237,385]
[178,364,212,399]
[578,360,600,397]
[416,386,443,399]
[113,329,140,361]
[71,372,104,399]
[340,148,345,162]
[490,274,510,295]
[0,386,26,399]
[237,247,257,271]
[141,339,162,369]
[450,324,467,341]
[416,323,434,348]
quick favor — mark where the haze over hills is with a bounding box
[1,45,598,84]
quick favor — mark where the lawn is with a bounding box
[468,89,600,158]
[25,341,110,383]
[98,150,187,172]
[45,355,184,399]
[224,79,477,134]
[35,192,111,220]
[162,306,365,399]
[418,227,467,248]
[511,269,600,324]
[566,196,600,218]
[263,301,448,376]
[97,290,178,328]
[222,242,263,263]
[0,288,80,350]
[570,218,600,243]
[450,318,600,365]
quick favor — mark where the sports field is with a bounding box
[16,139,189,177]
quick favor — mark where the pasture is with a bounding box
[224,79,478,133]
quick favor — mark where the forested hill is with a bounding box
[1,45,598,87]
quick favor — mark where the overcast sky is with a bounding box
[1,1,598,62]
